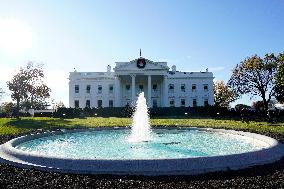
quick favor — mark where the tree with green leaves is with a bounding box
[7,62,51,118]
[213,80,238,108]
[53,101,65,110]
[228,53,281,112]
[0,102,14,116]
[235,104,250,111]
[252,100,265,111]
[275,53,284,103]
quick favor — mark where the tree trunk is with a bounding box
[264,101,269,112]
[31,95,34,109]
[16,99,20,119]
[261,91,269,112]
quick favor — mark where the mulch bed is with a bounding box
[0,129,283,189]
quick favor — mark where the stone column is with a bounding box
[163,75,168,107]
[131,74,136,105]
[114,76,121,107]
[147,75,152,108]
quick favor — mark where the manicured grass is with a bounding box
[0,117,283,136]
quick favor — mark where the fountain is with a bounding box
[128,92,151,142]
[0,94,284,175]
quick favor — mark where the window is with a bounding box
[126,84,130,90]
[139,84,143,92]
[75,85,79,93]
[192,84,196,91]
[109,100,113,107]
[125,100,131,107]
[169,84,174,93]
[86,100,90,108]
[181,84,185,92]
[181,99,185,107]
[193,99,197,107]
[152,84,157,90]
[170,99,175,107]
[97,100,102,108]
[74,100,79,108]
[153,99,158,108]
[86,85,91,93]
[98,85,102,94]
[204,99,209,106]
[109,85,113,94]
[203,84,208,92]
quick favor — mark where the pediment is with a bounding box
[114,58,169,71]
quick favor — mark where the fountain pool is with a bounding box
[10,129,276,159]
[0,93,283,175]
[0,127,284,175]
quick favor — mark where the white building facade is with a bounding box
[69,56,214,108]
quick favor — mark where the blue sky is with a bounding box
[0,0,283,106]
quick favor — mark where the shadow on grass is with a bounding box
[151,116,213,119]
[151,115,284,123]
[6,118,84,131]
[151,116,247,122]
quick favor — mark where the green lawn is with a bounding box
[0,117,283,136]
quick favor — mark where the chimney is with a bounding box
[107,65,111,73]
[172,65,176,72]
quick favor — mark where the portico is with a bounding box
[114,74,165,108]
[113,56,170,108]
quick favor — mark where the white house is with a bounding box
[69,55,214,108]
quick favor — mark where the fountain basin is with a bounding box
[0,127,283,175]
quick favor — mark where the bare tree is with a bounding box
[7,62,51,118]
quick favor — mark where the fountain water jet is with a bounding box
[128,92,152,142]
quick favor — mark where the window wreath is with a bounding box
[137,58,146,68]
